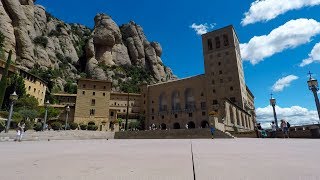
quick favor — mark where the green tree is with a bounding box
[0,32,5,59]
[0,50,12,109]
[15,95,39,111]
[39,106,60,121]
[64,80,77,94]
[18,109,38,121]
[2,74,26,109]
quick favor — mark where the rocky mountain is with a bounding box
[0,0,176,92]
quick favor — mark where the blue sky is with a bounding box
[37,0,320,126]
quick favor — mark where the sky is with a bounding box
[37,0,320,127]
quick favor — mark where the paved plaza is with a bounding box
[0,139,320,180]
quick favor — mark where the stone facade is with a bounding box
[74,79,112,131]
[140,26,255,132]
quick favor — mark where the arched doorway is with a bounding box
[173,122,180,129]
[201,121,209,128]
[161,123,167,130]
[188,121,195,129]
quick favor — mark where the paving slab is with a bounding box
[0,139,319,180]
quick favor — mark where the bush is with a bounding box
[88,121,95,126]
[24,120,34,131]
[34,122,42,131]
[87,124,98,131]
[61,124,70,130]
[69,122,78,130]
[80,124,87,130]
[0,120,5,133]
[51,122,62,131]
[33,36,48,48]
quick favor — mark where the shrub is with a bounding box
[61,124,70,130]
[51,122,62,131]
[33,36,48,48]
[0,120,5,133]
[69,122,78,130]
[80,124,87,130]
[88,121,95,126]
[87,125,98,131]
[24,120,34,131]
[34,122,42,132]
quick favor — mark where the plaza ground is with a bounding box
[0,139,319,180]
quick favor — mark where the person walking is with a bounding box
[210,127,215,139]
[15,121,25,142]
[280,119,289,138]
[271,121,277,138]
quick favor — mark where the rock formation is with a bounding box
[0,0,176,92]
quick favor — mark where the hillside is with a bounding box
[0,0,176,93]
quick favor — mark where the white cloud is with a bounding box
[300,42,320,67]
[272,75,299,92]
[240,19,320,65]
[241,0,320,26]
[190,23,216,35]
[256,105,319,128]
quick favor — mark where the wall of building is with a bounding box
[74,79,112,130]
[144,75,208,130]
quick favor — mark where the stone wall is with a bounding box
[115,128,233,139]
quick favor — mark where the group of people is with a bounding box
[256,119,290,138]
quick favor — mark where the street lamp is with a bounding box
[307,71,320,121]
[65,105,70,130]
[269,94,279,129]
[43,100,50,131]
[5,91,18,133]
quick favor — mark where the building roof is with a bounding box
[111,92,141,96]
[52,93,77,97]
[78,78,112,83]
[19,68,48,85]
[246,86,255,98]
[148,74,205,87]
[201,25,241,44]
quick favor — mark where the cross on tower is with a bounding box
[308,71,313,79]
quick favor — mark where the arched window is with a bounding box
[159,92,167,111]
[185,88,195,110]
[171,91,181,110]
[229,106,234,124]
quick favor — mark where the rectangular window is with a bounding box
[103,86,106,89]
[220,79,223,83]
[219,70,222,74]
[202,112,206,116]
[230,86,234,91]
[208,39,213,50]
[93,92,95,96]
[175,114,178,118]
[215,37,221,49]
[162,115,164,119]
[103,93,106,96]
[90,109,95,116]
[213,100,218,105]
[91,99,95,106]
[110,111,114,117]
[230,97,236,102]
[152,116,154,120]
[93,85,96,89]
[83,84,86,88]
[201,102,206,109]
[189,113,193,117]
[223,34,229,46]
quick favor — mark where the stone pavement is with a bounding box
[0,139,319,180]
[0,130,114,141]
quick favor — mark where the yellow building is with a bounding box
[0,59,47,105]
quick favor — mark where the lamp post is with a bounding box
[5,91,18,133]
[43,100,50,131]
[65,105,70,130]
[307,71,320,121]
[269,94,279,129]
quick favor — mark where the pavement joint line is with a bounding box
[190,139,196,180]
